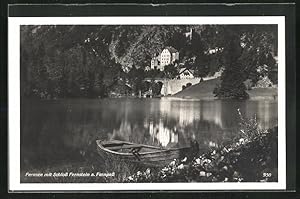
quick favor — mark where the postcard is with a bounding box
[8,16,286,191]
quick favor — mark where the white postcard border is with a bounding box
[8,16,286,191]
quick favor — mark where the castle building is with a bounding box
[184,28,194,41]
[160,46,179,67]
[150,53,161,70]
[151,46,179,71]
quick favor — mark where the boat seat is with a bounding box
[106,144,143,151]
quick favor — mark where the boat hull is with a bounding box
[96,140,193,167]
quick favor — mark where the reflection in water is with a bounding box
[148,120,178,147]
[21,98,277,169]
[159,99,224,128]
[257,101,272,129]
[100,99,277,149]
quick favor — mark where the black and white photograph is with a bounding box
[8,16,287,191]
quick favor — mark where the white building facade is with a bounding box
[160,46,179,68]
[151,46,179,71]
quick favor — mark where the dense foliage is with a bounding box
[21,25,277,99]
[212,26,278,99]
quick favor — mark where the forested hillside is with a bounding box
[20,25,278,99]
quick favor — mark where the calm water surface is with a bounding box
[21,98,277,170]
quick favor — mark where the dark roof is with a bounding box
[165,46,178,53]
[179,67,194,75]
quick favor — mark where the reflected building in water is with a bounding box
[159,99,224,128]
[102,98,277,150]
[145,99,226,147]
[148,120,178,147]
[256,101,277,129]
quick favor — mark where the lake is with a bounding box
[21,98,278,171]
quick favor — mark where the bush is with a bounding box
[237,108,267,141]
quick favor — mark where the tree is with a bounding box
[193,56,210,78]
[127,65,145,95]
[163,64,179,79]
[152,82,163,96]
[212,25,277,99]
[166,31,187,52]
[213,27,249,99]
[20,25,112,98]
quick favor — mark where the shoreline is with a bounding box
[172,87,277,101]
[126,126,278,183]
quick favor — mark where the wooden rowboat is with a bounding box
[96,140,194,167]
